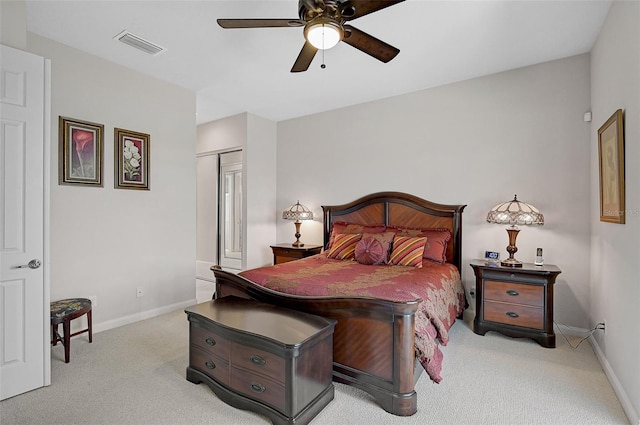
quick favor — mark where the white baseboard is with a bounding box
[590,338,639,425]
[92,299,197,334]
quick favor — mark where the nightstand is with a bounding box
[270,243,322,265]
[470,260,561,348]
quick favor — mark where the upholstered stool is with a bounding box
[50,298,92,363]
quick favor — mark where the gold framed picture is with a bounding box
[59,116,104,186]
[598,109,625,223]
[114,128,150,190]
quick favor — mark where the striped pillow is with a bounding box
[327,233,362,260]
[389,236,427,268]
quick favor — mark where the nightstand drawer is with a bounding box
[191,325,231,360]
[232,342,285,383]
[274,255,298,264]
[271,244,323,265]
[484,280,543,307]
[274,248,306,258]
[190,346,230,385]
[483,301,544,330]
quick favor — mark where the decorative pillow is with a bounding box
[327,233,362,260]
[360,231,395,263]
[326,222,386,250]
[387,226,452,263]
[389,236,427,268]
[355,237,386,265]
[421,229,451,264]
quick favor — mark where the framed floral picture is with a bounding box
[114,128,150,190]
[598,109,625,223]
[59,116,104,186]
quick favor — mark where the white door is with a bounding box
[219,151,243,270]
[0,44,49,400]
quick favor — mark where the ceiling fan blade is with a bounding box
[217,19,304,29]
[291,41,318,73]
[342,25,399,63]
[340,0,405,20]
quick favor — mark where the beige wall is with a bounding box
[278,54,592,329]
[0,1,27,49]
[590,1,640,423]
[26,33,197,331]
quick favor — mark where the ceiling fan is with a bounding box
[217,0,405,72]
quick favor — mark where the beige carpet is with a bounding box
[0,307,629,425]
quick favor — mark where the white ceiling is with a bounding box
[25,0,612,124]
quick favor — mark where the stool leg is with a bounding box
[87,309,93,343]
[51,324,58,346]
[63,319,71,363]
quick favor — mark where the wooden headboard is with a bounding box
[322,192,466,271]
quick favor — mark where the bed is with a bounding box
[211,192,467,416]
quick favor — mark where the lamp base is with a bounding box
[500,258,523,268]
[291,221,304,247]
[502,226,522,267]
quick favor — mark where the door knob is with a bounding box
[16,259,41,269]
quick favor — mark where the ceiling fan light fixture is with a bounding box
[304,19,343,50]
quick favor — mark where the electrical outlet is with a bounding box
[136,287,144,298]
[469,286,476,297]
[88,295,97,307]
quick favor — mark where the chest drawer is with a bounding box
[230,365,286,412]
[483,300,544,330]
[190,345,230,386]
[232,342,285,383]
[191,325,231,360]
[484,280,543,307]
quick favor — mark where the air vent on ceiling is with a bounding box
[114,30,166,56]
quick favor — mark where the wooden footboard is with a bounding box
[212,267,421,416]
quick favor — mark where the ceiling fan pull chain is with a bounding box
[320,24,326,69]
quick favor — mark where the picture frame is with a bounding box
[598,109,625,224]
[59,116,104,186]
[114,128,150,190]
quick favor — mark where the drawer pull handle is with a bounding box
[250,355,266,366]
[506,312,520,318]
[506,290,519,296]
[205,360,216,370]
[250,382,266,393]
[204,337,216,346]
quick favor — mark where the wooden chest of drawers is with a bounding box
[185,297,336,424]
[470,261,561,348]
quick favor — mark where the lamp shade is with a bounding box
[282,201,313,221]
[283,201,313,247]
[486,195,544,226]
[487,195,543,268]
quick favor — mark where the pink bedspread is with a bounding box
[239,254,466,383]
